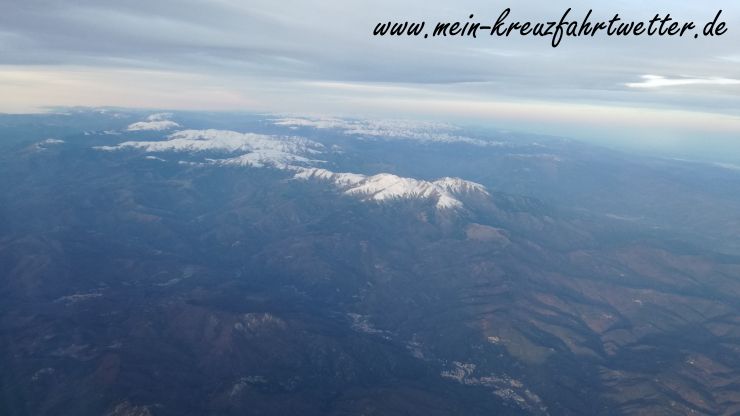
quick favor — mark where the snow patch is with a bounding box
[126,113,180,131]
[210,150,319,169]
[127,120,180,131]
[273,116,504,146]
[42,138,65,145]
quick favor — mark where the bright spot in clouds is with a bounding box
[626,75,740,89]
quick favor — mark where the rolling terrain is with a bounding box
[1,110,739,415]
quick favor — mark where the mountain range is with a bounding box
[1,109,739,415]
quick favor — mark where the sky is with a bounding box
[1,0,739,160]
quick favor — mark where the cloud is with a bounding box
[626,75,740,89]
[0,0,740,159]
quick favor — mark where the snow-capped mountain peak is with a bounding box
[105,129,322,154]
[293,167,366,186]
[96,123,488,211]
[433,177,489,195]
[295,168,487,210]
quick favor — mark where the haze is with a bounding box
[1,0,739,161]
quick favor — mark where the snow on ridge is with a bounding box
[97,129,323,155]
[294,167,366,186]
[434,177,489,195]
[97,129,325,169]
[274,117,346,130]
[127,120,180,131]
[97,127,487,211]
[273,116,503,147]
[211,150,320,169]
[34,138,66,151]
[126,113,180,131]
[713,162,740,171]
[145,113,173,122]
[294,167,487,210]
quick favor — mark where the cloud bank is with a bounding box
[0,0,739,158]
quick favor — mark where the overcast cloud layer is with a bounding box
[1,0,739,159]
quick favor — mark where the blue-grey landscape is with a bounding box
[1,1,740,415]
[2,109,740,415]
